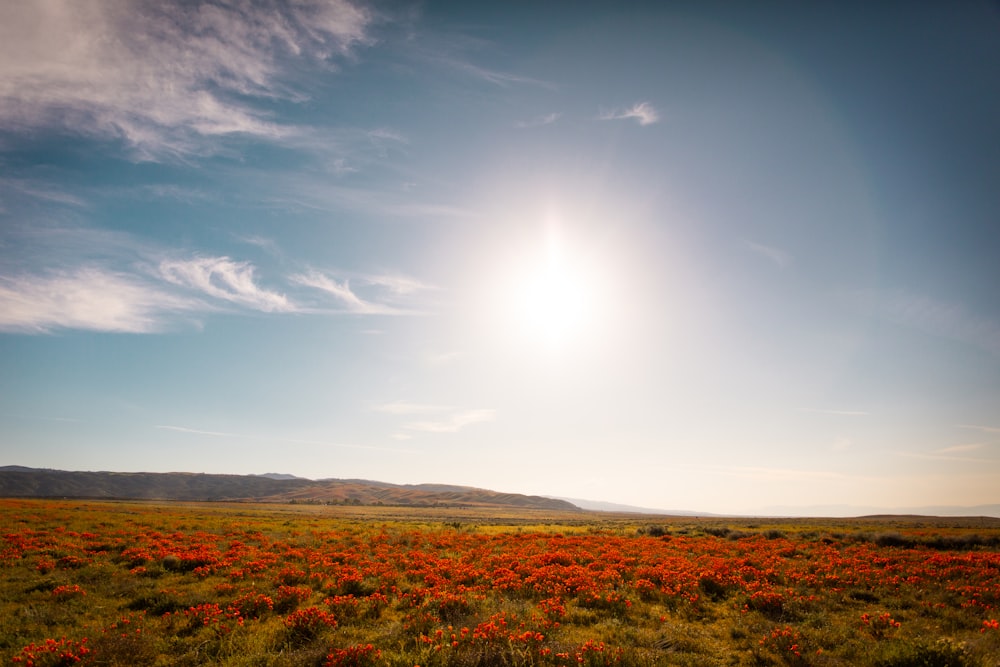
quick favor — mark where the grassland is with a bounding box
[1,499,998,666]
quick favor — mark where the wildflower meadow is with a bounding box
[1,499,998,666]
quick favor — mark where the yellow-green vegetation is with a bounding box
[1,499,999,666]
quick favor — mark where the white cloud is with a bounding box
[160,256,293,312]
[0,178,88,207]
[292,270,381,314]
[155,424,414,454]
[374,401,496,434]
[832,437,853,451]
[934,443,984,455]
[292,269,429,314]
[516,112,561,128]
[598,102,659,126]
[367,128,409,144]
[718,466,874,483]
[154,425,238,437]
[745,240,791,268]
[236,235,281,255]
[374,401,453,415]
[897,449,996,464]
[851,290,1000,357]
[405,408,496,433]
[0,267,196,333]
[366,274,435,296]
[0,0,373,158]
[437,57,553,88]
[800,408,869,416]
[959,424,1000,434]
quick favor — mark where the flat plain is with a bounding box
[1,499,998,666]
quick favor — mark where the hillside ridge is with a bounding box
[0,466,579,511]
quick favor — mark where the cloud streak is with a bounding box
[0,0,373,158]
[405,409,496,433]
[374,401,496,434]
[0,241,430,332]
[160,257,293,313]
[292,271,392,314]
[959,424,1000,434]
[0,267,196,333]
[934,443,984,455]
[746,240,791,268]
[516,113,561,128]
[598,102,659,126]
[292,269,430,315]
[853,290,1000,357]
[155,425,239,438]
[373,401,454,415]
[155,424,413,454]
[898,450,997,464]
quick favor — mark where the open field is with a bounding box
[1,499,999,666]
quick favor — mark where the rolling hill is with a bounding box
[0,466,579,511]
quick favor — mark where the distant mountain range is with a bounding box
[553,496,721,516]
[2,467,997,518]
[0,466,577,511]
[758,503,1000,519]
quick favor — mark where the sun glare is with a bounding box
[510,233,593,350]
[520,258,585,344]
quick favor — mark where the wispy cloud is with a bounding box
[934,443,984,455]
[959,424,1000,434]
[236,235,282,256]
[898,449,996,464]
[292,269,430,315]
[716,466,878,483]
[832,437,853,451]
[257,174,473,221]
[437,57,553,88]
[0,267,196,333]
[598,102,659,126]
[374,401,496,434]
[800,408,869,416]
[366,274,435,297]
[160,257,293,313]
[293,271,394,314]
[0,178,88,207]
[373,401,454,415]
[155,424,413,454]
[0,225,429,332]
[405,409,496,433]
[0,0,373,158]
[745,240,791,268]
[851,290,1000,357]
[516,112,561,129]
[154,425,239,438]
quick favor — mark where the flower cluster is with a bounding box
[11,637,91,666]
[861,612,901,640]
[323,643,381,667]
[50,585,86,600]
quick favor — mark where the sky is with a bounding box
[1,1,999,516]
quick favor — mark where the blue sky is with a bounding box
[1,1,999,515]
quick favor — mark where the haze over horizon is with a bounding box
[2,1,999,516]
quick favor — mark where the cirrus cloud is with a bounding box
[160,256,293,313]
[598,101,660,126]
[0,0,373,159]
[0,267,195,334]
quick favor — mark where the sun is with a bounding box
[511,233,592,349]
